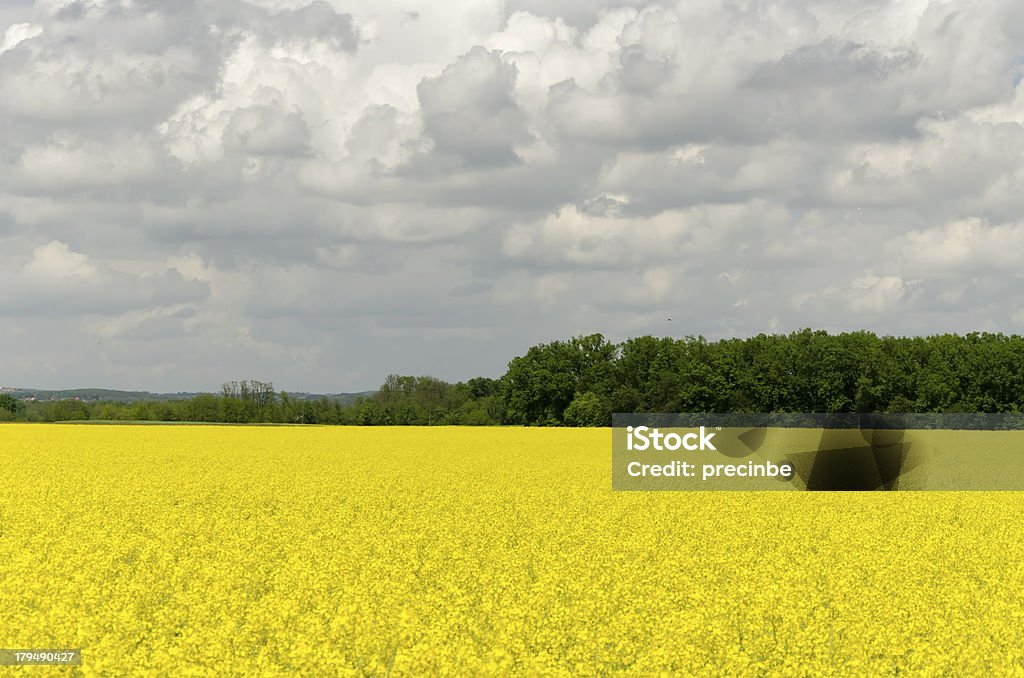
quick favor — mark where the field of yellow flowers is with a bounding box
[1,424,1024,676]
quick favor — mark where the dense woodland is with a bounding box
[4,330,1024,426]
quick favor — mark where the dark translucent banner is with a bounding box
[612,413,1024,491]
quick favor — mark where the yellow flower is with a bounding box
[0,424,1021,675]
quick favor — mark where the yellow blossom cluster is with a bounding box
[1,424,1023,676]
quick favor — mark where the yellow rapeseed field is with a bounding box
[1,424,1024,676]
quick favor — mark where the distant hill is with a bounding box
[1,387,376,404]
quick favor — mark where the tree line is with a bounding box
[5,330,1024,426]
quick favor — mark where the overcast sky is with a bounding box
[2,0,1023,392]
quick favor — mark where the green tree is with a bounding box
[0,394,20,416]
[502,334,618,425]
[563,391,610,427]
[50,399,90,421]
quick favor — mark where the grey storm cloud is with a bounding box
[222,103,312,157]
[746,39,922,89]
[257,1,358,50]
[415,46,532,168]
[0,241,209,317]
[502,0,650,27]
[617,43,675,95]
[2,0,1024,392]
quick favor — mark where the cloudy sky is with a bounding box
[2,0,1023,392]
